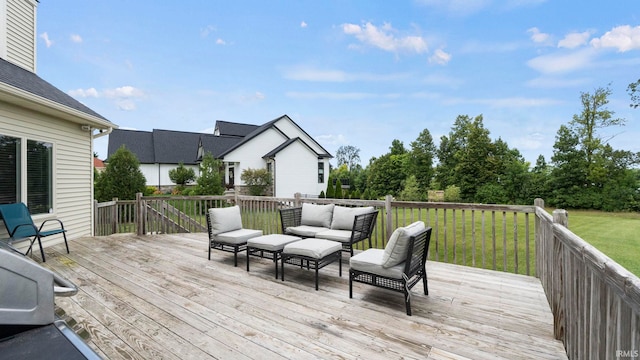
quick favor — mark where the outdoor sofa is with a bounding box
[279,203,378,256]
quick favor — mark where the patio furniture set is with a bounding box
[207,203,433,315]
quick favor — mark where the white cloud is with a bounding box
[115,99,137,111]
[39,32,53,48]
[300,21,308,28]
[200,25,216,38]
[282,65,410,82]
[69,86,144,111]
[103,86,145,99]
[238,91,266,103]
[216,38,226,45]
[591,25,640,52]
[342,22,428,54]
[69,88,99,98]
[70,34,83,43]
[558,31,592,49]
[526,48,596,74]
[316,133,349,147]
[429,48,452,65]
[527,27,551,44]
[444,96,563,108]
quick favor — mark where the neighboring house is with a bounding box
[94,157,106,173]
[109,115,332,198]
[107,129,207,191]
[205,115,332,198]
[0,0,116,248]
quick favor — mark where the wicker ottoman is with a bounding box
[281,238,342,290]
[246,234,302,278]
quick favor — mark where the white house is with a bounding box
[0,0,116,248]
[210,115,332,198]
[110,115,332,198]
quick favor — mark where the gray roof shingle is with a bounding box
[215,120,259,137]
[0,58,110,122]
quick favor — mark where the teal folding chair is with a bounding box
[0,203,69,262]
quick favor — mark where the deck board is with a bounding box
[41,233,567,360]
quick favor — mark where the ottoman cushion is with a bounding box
[247,234,301,251]
[283,238,342,259]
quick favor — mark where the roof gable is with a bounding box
[219,114,332,159]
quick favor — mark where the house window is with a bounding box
[318,162,324,183]
[0,135,53,215]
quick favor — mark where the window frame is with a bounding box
[0,132,55,215]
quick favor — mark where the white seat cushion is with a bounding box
[247,234,301,251]
[330,206,375,230]
[350,249,405,279]
[300,203,334,228]
[315,229,352,243]
[286,225,330,237]
[283,238,342,259]
[381,221,425,268]
[215,228,263,244]
[208,206,243,235]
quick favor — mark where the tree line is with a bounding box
[327,86,640,212]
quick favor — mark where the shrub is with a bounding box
[169,162,196,186]
[241,167,272,196]
[95,145,146,201]
[444,185,461,202]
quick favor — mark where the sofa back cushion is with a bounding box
[208,206,243,235]
[381,221,425,268]
[300,203,335,228]
[330,206,375,230]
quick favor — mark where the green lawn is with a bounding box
[564,209,640,277]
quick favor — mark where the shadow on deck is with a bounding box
[41,233,567,360]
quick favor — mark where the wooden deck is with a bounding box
[41,233,567,360]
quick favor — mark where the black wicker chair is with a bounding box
[349,226,432,315]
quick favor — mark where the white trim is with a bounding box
[0,0,7,59]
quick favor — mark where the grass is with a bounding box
[562,209,640,277]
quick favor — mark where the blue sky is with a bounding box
[36,1,640,166]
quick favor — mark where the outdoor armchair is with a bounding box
[349,222,432,315]
[0,202,69,262]
[206,205,263,266]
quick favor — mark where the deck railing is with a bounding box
[94,193,640,358]
[535,199,640,360]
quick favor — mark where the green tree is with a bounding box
[241,168,273,196]
[628,78,640,109]
[435,115,472,190]
[334,178,344,199]
[409,128,436,195]
[194,153,224,195]
[326,173,335,198]
[366,140,409,197]
[399,174,422,201]
[95,145,146,201]
[169,162,196,186]
[335,145,361,171]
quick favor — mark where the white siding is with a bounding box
[0,101,93,249]
[273,141,321,198]
[274,117,327,155]
[5,0,36,72]
[224,128,288,183]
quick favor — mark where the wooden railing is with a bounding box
[94,193,536,275]
[94,193,640,357]
[535,199,640,359]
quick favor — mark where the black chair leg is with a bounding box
[404,289,412,316]
[36,235,45,262]
[63,233,69,254]
[423,271,429,295]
